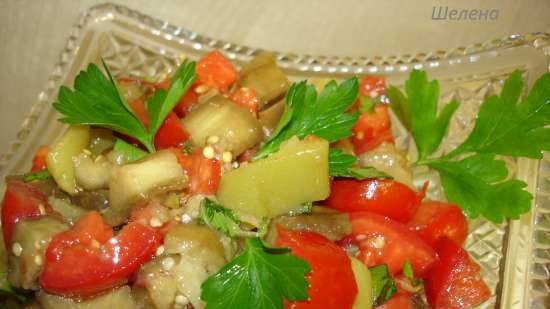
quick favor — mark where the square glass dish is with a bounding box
[0,3,548,308]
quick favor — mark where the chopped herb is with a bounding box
[389,70,550,223]
[370,264,397,306]
[358,96,376,113]
[113,139,148,163]
[54,60,195,152]
[200,199,265,238]
[0,272,27,303]
[288,202,313,216]
[201,238,310,309]
[22,169,50,182]
[253,78,359,160]
[403,260,422,287]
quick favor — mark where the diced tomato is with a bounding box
[424,238,490,309]
[275,228,357,309]
[359,75,386,98]
[154,113,189,149]
[377,291,414,309]
[326,179,427,223]
[351,104,394,154]
[171,149,221,194]
[1,180,51,245]
[408,201,468,248]
[229,87,259,116]
[129,99,150,127]
[129,100,189,149]
[39,211,161,298]
[31,146,49,172]
[196,50,238,93]
[341,212,438,278]
[173,88,199,117]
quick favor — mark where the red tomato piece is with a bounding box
[359,75,386,98]
[342,212,438,278]
[31,145,49,172]
[196,50,238,93]
[39,211,161,298]
[129,99,150,127]
[237,146,259,163]
[154,112,189,149]
[229,87,259,116]
[275,228,357,309]
[171,149,221,194]
[377,291,414,309]
[1,180,51,245]
[173,88,198,117]
[424,238,490,309]
[351,104,394,154]
[326,179,426,223]
[408,201,468,248]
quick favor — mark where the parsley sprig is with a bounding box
[199,198,266,238]
[201,238,310,309]
[253,78,359,160]
[329,148,392,179]
[54,60,195,152]
[388,69,550,223]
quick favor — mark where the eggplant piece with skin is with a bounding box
[181,95,263,156]
[37,286,139,309]
[238,52,289,108]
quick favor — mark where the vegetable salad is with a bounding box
[1,49,549,309]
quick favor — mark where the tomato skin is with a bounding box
[343,212,438,278]
[229,87,259,116]
[351,104,394,154]
[1,180,51,246]
[424,238,490,309]
[196,50,238,93]
[31,146,49,171]
[408,201,468,248]
[154,112,189,149]
[129,99,150,127]
[171,149,221,194]
[39,211,161,298]
[173,88,198,117]
[359,75,386,98]
[275,228,357,309]
[326,179,426,223]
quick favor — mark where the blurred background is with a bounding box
[0,0,549,155]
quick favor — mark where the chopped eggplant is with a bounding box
[181,95,263,156]
[238,53,289,107]
[88,128,116,156]
[47,197,88,223]
[217,136,330,219]
[358,142,413,186]
[70,189,109,211]
[136,259,178,309]
[8,217,68,290]
[106,150,186,226]
[46,125,90,195]
[37,286,139,309]
[258,99,285,133]
[73,153,113,191]
[350,257,373,309]
[265,210,351,244]
[0,231,7,274]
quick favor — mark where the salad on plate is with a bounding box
[0,49,549,309]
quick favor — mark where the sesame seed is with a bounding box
[150,218,163,228]
[222,151,233,163]
[161,257,175,271]
[355,234,367,241]
[181,214,192,224]
[94,155,104,163]
[82,149,92,156]
[34,255,43,265]
[38,204,46,215]
[155,245,165,256]
[202,146,215,159]
[356,131,365,140]
[175,294,189,306]
[12,243,23,256]
[232,162,240,169]
[207,135,220,145]
[370,236,385,249]
[194,84,209,94]
[34,240,42,250]
[369,90,379,98]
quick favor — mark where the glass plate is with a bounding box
[0,3,548,308]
